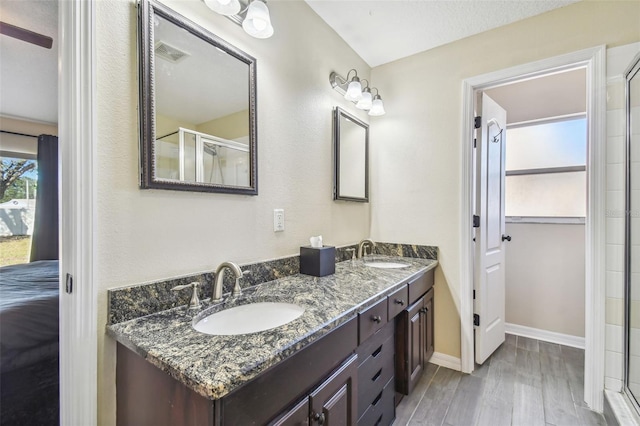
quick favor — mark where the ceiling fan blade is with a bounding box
[0,21,52,49]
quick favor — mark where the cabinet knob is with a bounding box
[313,412,325,425]
[372,315,382,324]
[394,299,405,306]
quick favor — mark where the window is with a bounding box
[0,156,37,266]
[505,116,586,220]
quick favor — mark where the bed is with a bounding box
[0,260,59,425]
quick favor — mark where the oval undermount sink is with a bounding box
[364,261,410,269]
[193,302,305,336]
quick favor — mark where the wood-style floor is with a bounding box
[394,334,608,426]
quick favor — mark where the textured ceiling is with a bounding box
[0,0,58,124]
[305,0,580,67]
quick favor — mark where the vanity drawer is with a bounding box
[358,298,388,344]
[356,321,393,364]
[357,335,394,419]
[357,377,395,426]
[387,285,408,319]
[408,269,434,305]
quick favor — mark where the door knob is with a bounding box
[502,235,512,242]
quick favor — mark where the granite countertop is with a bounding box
[107,256,437,401]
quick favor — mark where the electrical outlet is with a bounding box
[274,209,284,232]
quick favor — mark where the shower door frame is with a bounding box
[623,52,640,414]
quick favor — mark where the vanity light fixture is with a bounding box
[204,0,274,39]
[368,88,386,116]
[203,0,241,16]
[355,82,373,110]
[330,70,386,116]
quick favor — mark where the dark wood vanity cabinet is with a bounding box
[116,267,436,426]
[395,270,435,397]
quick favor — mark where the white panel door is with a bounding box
[474,93,508,365]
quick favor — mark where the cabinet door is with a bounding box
[310,354,358,426]
[424,288,434,363]
[395,296,425,395]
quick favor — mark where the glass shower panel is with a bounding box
[626,54,640,407]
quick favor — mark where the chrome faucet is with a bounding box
[212,261,244,303]
[357,239,377,258]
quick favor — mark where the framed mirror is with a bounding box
[138,0,258,195]
[333,107,369,202]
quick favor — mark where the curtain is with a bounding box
[30,135,59,262]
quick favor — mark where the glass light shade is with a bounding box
[204,0,241,16]
[368,97,386,116]
[345,80,362,102]
[242,0,274,39]
[356,90,372,110]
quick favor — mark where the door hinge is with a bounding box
[473,290,476,300]
[473,215,480,228]
[474,314,480,326]
[473,138,477,148]
[474,116,481,129]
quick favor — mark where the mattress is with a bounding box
[0,260,59,372]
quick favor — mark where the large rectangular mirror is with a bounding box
[333,107,369,202]
[138,0,258,194]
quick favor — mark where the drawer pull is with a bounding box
[372,315,382,324]
[372,390,383,406]
[371,368,382,382]
[372,345,383,358]
[394,298,405,306]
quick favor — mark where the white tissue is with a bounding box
[310,235,323,248]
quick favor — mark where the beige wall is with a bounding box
[196,109,249,141]
[96,1,371,424]
[505,223,585,337]
[370,1,640,360]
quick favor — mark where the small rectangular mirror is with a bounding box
[138,0,258,195]
[333,107,369,202]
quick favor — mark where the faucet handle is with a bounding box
[171,282,201,309]
[232,270,250,297]
[346,248,356,261]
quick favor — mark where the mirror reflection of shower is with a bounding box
[155,127,249,186]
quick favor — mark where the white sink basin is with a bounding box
[364,261,410,269]
[193,302,305,335]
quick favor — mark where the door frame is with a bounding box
[59,0,97,424]
[459,45,606,411]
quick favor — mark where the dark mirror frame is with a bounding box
[138,0,258,195]
[333,107,369,202]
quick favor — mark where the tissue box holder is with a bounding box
[300,246,335,277]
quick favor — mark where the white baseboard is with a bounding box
[506,323,585,349]
[429,352,462,371]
